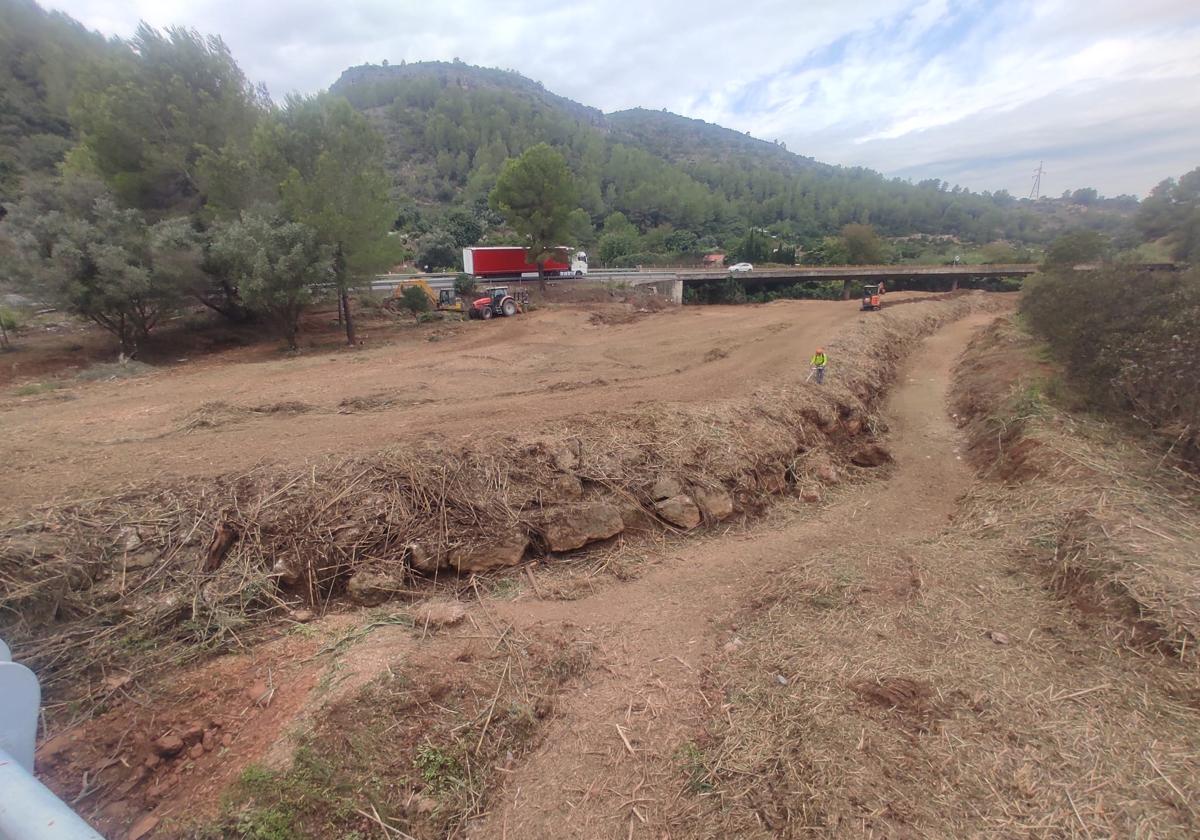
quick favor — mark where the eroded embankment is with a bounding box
[952,315,1200,658]
[1,293,1002,723]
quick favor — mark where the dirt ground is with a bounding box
[17,295,1198,838]
[0,292,941,514]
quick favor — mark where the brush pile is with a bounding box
[1,293,999,721]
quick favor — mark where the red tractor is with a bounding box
[468,286,526,320]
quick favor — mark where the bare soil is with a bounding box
[16,294,1199,839]
[0,292,940,513]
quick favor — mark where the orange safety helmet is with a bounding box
[815,347,824,353]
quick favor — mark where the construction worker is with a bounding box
[810,347,828,384]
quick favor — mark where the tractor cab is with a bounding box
[861,285,882,311]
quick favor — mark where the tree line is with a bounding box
[1,18,397,352]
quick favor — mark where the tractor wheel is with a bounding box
[480,306,493,320]
[501,299,518,317]
[575,270,583,277]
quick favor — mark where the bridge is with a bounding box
[372,263,1038,303]
[598,263,1040,304]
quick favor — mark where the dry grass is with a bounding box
[954,317,1200,658]
[0,294,1003,728]
[660,315,1200,838]
[665,532,1200,838]
[205,621,594,839]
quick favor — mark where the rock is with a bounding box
[618,500,656,532]
[201,730,216,752]
[119,527,144,552]
[986,630,1010,645]
[800,486,822,503]
[346,569,403,606]
[144,754,161,769]
[153,734,184,758]
[649,476,683,501]
[449,532,529,573]
[123,550,159,570]
[412,600,467,628]
[544,474,584,503]
[694,487,734,521]
[542,439,579,471]
[182,725,204,745]
[221,733,234,748]
[272,556,303,586]
[757,467,788,495]
[126,814,160,840]
[851,443,894,467]
[774,674,789,686]
[407,542,441,574]
[542,503,624,551]
[187,743,205,760]
[290,608,315,623]
[815,463,839,484]
[654,495,701,530]
[845,417,863,436]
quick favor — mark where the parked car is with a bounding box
[729,262,754,273]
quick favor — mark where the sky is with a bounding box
[45,0,1200,198]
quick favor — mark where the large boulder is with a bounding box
[654,495,701,530]
[694,486,734,521]
[543,503,625,552]
[449,531,529,573]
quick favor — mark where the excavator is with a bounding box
[387,278,463,315]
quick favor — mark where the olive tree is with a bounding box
[210,211,329,350]
[4,177,197,355]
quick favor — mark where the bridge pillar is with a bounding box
[671,279,683,305]
[841,278,852,301]
[951,278,959,291]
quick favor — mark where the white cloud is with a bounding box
[43,0,1200,196]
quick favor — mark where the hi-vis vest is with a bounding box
[811,353,828,367]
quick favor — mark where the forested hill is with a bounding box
[0,0,123,202]
[330,60,1052,246]
[607,108,822,173]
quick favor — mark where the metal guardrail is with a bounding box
[0,639,103,839]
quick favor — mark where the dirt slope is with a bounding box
[0,294,938,513]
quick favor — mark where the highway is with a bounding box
[371,263,1040,302]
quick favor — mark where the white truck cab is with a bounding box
[571,250,588,277]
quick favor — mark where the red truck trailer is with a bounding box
[462,246,588,279]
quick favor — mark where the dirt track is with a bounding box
[0,293,939,513]
[464,310,995,838]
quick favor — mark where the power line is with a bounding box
[1029,161,1044,200]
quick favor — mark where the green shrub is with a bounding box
[1021,266,1200,461]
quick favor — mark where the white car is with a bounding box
[728,262,754,273]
